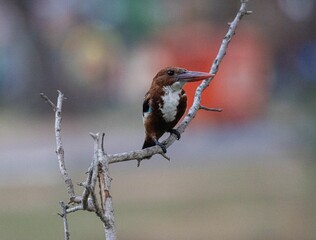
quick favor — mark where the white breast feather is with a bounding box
[160,86,181,122]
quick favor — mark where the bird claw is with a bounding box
[169,129,181,140]
[158,142,167,153]
[153,138,167,153]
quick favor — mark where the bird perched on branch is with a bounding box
[142,66,214,153]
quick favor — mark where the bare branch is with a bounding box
[199,106,223,112]
[100,153,117,239]
[58,201,70,240]
[89,133,106,222]
[43,2,250,240]
[40,93,57,111]
[81,183,91,210]
[210,2,250,75]
[108,146,164,164]
[51,90,77,201]
[66,205,83,214]
[90,186,107,223]
[67,200,96,214]
[81,133,99,209]
[176,1,249,135]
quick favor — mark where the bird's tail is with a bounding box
[142,137,156,149]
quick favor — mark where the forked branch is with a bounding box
[42,1,251,240]
[41,91,78,203]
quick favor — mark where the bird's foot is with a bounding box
[168,129,181,140]
[153,138,167,153]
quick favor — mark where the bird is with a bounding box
[142,66,214,153]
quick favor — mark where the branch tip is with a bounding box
[160,152,171,161]
[57,90,63,96]
[89,132,100,140]
[57,90,68,101]
[199,106,223,112]
[40,93,57,111]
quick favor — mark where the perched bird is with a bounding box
[142,66,214,153]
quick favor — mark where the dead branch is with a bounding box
[199,105,223,112]
[40,93,57,111]
[42,1,250,240]
[41,91,78,202]
[58,201,70,240]
[100,151,117,239]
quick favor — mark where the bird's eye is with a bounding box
[167,70,175,76]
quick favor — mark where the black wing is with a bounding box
[142,93,152,117]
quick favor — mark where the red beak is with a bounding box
[177,71,214,83]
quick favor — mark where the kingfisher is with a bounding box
[142,66,214,153]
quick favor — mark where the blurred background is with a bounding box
[0,0,316,239]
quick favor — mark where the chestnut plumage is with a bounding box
[142,66,214,153]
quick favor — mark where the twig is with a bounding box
[58,201,70,240]
[176,0,250,134]
[40,93,57,111]
[107,146,163,164]
[55,90,76,201]
[66,205,83,214]
[41,90,77,201]
[210,2,250,75]
[199,105,223,112]
[66,203,95,214]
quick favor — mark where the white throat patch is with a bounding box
[159,85,182,122]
